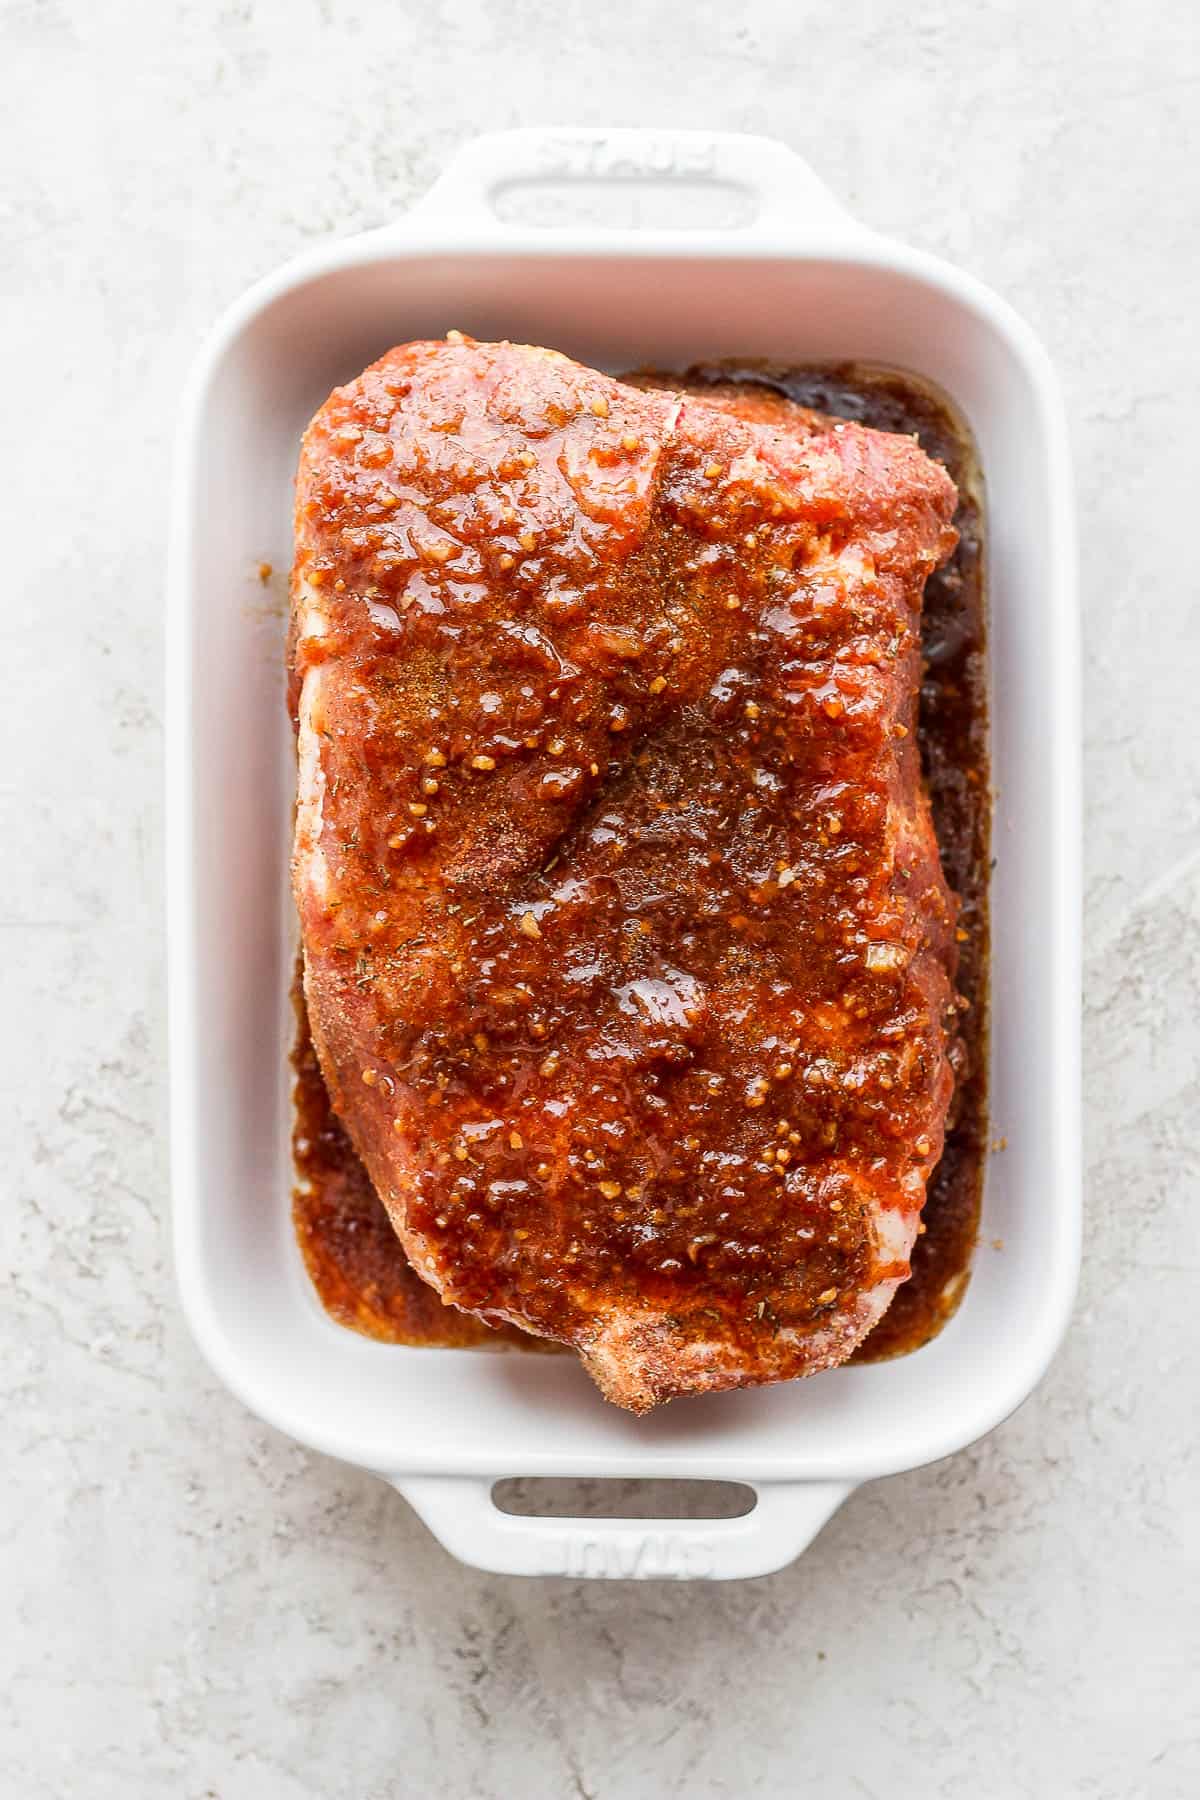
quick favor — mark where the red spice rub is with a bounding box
[290,338,961,1411]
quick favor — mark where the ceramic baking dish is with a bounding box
[167,128,1079,1580]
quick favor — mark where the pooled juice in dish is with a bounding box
[291,361,990,1366]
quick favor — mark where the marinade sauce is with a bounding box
[291,362,989,1365]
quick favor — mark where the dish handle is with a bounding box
[404,128,862,248]
[391,1475,854,1581]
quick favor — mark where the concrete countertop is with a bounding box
[3,1,1196,1795]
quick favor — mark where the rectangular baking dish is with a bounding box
[167,128,1080,1581]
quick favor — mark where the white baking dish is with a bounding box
[167,129,1079,1580]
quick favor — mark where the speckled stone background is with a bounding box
[4,1,1198,1795]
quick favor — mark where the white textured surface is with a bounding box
[3,1,1198,1795]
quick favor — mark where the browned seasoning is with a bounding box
[291,360,989,1365]
[291,981,537,1348]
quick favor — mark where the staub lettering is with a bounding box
[533,133,718,183]
[535,1529,716,1580]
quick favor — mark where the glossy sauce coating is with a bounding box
[292,360,988,1362]
[291,355,987,1373]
